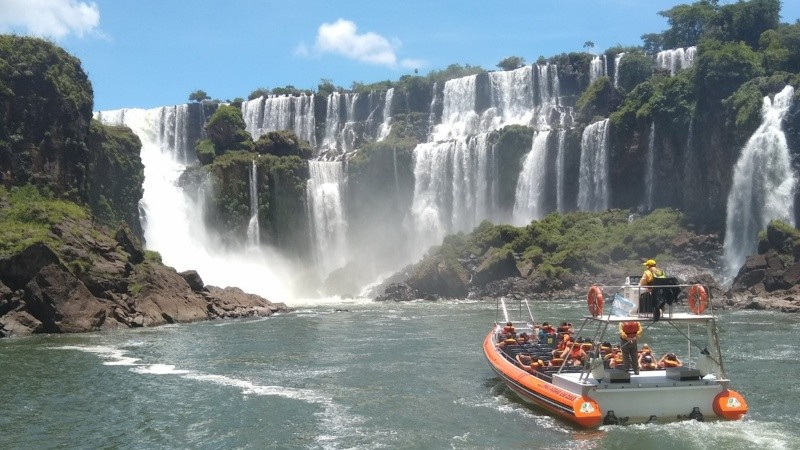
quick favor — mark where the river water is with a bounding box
[1,298,798,449]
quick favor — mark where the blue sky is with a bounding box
[2,0,799,111]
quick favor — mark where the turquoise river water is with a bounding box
[1,298,798,449]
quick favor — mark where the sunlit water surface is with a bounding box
[1,299,798,449]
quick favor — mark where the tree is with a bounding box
[316,79,338,97]
[658,0,719,48]
[616,52,655,93]
[497,56,525,71]
[248,87,270,100]
[188,90,210,103]
[204,105,254,154]
[709,0,780,49]
[583,41,595,50]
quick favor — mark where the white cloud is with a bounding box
[0,0,100,39]
[311,19,409,68]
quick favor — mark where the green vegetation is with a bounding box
[497,56,526,71]
[417,209,686,283]
[0,185,88,256]
[200,104,254,159]
[188,90,210,102]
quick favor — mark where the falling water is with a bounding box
[307,161,348,277]
[321,92,360,154]
[590,55,606,84]
[646,122,655,211]
[95,106,295,301]
[241,94,316,147]
[377,88,395,141]
[411,135,496,257]
[613,53,625,88]
[577,118,610,211]
[513,131,551,224]
[655,47,697,76]
[556,129,567,213]
[246,160,260,247]
[722,85,796,278]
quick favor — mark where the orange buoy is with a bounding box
[688,284,708,314]
[587,286,604,317]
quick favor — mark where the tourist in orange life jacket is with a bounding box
[658,352,683,368]
[501,321,516,338]
[637,343,655,362]
[640,354,658,371]
[556,334,572,352]
[619,320,643,375]
[609,346,624,369]
[561,342,588,366]
[516,352,533,367]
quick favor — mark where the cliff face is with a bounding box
[0,35,144,237]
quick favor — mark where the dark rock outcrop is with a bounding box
[727,221,800,310]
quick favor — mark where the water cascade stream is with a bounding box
[723,85,796,277]
[577,118,610,211]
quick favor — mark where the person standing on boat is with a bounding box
[618,321,643,375]
[639,259,666,315]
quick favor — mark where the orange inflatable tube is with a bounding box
[484,332,602,427]
[712,389,748,420]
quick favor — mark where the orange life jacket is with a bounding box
[664,359,680,367]
[569,346,584,360]
[621,321,640,338]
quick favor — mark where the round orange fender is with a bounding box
[712,389,748,420]
[688,284,708,314]
[587,286,604,317]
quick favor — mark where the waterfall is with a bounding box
[655,47,696,76]
[577,118,610,211]
[646,122,655,211]
[377,88,394,141]
[241,94,316,147]
[556,129,567,213]
[613,53,625,88]
[321,92,360,154]
[307,161,348,277]
[489,66,535,128]
[95,106,295,301]
[428,82,439,137]
[246,160,260,247]
[723,85,796,278]
[513,131,551,224]
[590,55,606,84]
[411,134,496,257]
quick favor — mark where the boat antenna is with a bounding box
[523,299,535,324]
[500,297,510,324]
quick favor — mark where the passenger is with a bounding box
[496,336,517,350]
[556,334,572,352]
[658,352,683,368]
[538,322,551,342]
[516,352,533,367]
[557,322,571,334]
[598,342,612,359]
[609,347,624,369]
[501,321,516,338]
[640,354,658,371]
[619,320,643,375]
[561,343,588,366]
[638,343,655,361]
[517,332,531,345]
[549,357,565,367]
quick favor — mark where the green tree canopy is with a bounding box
[497,56,526,71]
[188,90,210,103]
[204,105,253,154]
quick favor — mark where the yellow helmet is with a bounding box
[643,259,656,266]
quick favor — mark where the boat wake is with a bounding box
[53,343,365,447]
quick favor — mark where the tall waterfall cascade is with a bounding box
[306,161,349,277]
[246,160,260,247]
[723,85,797,278]
[655,47,696,76]
[95,106,295,301]
[613,53,625,88]
[241,94,316,147]
[411,64,568,257]
[555,129,567,213]
[646,122,655,211]
[377,88,394,141]
[590,55,606,84]
[513,131,552,225]
[577,118,610,212]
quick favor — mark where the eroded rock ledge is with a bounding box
[0,220,287,338]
